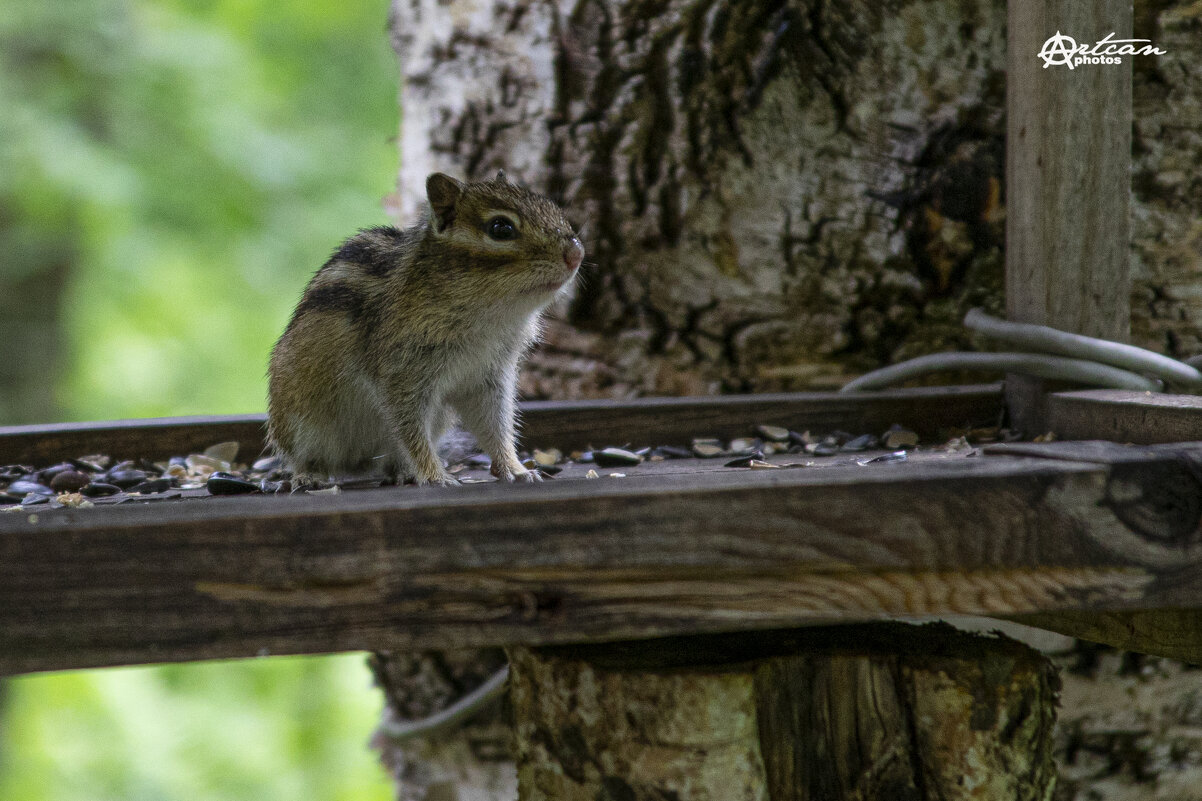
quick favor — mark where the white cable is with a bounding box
[377,666,510,742]
[839,352,1161,393]
[964,308,1202,387]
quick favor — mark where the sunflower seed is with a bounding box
[206,472,260,495]
[881,426,919,449]
[755,425,791,442]
[593,447,642,467]
[858,451,908,466]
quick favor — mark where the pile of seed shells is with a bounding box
[518,423,1018,478]
[0,424,1022,511]
[0,441,292,511]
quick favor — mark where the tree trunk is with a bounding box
[0,203,71,424]
[508,624,1059,800]
[390,0,1010,397]
[388,0,1200,399]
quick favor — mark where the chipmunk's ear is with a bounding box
[495,169,509,184]
[426,173,464,231]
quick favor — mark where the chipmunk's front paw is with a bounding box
[491,462,542,483]
[412,469,460,488]
[288,472,328,493]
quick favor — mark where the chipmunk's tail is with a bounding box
[437,427,481,467]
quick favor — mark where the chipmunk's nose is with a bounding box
[563,237,584,272]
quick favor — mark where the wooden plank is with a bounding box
[983,438,1202,464]
[519,383,1002,451]
[1005,0,1133,432]
[1018,607,1202,671]
[1046,390,1202,444]
[0,415,271,468]
[3,446,1201,676]
[1012,610,1202,665]
[0,384,1003,465]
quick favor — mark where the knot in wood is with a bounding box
[1102,461,1202,546]
[503,590,563,622]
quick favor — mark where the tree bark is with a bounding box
[388,0,1200,399]
[507,625,1059,800]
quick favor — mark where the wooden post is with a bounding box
[1005,0,1133,433]
[508,625,1060,800]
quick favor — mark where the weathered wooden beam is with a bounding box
[983,437,1202,464]
[1005,0,1133,432]
[0,384,1003,466]
[978,439,1202,657]
[0,414,270,468]
[3,445,1200,676]
[1046,389,1202,444]
[523,383,1002,453]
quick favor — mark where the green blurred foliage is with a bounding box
[0,0,401,797]
[0,656,391,801]
[0,0,399,420]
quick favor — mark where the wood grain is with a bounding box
[1046,389,1202,444]
[0,384,1003,465]
[3,446,1201,676]
[983,438,1202,464]
[1005,0,1133,432]
[1013,609,1202,665]
[520,383,1003,452]
[0,414,271,468]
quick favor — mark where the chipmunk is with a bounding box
[267,171,584,487]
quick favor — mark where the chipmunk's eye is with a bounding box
[485,216,518,241]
